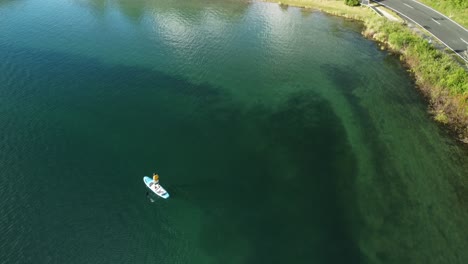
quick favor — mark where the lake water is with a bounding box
[1,0,467,263]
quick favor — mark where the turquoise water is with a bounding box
[1,0,467,263]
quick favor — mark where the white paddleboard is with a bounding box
[143,176,170,199]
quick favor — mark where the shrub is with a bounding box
[345,0,360,7]
[435,111,449,124]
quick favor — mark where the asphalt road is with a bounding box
[374,0,468,62]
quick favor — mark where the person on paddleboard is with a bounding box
[153,173,159,185]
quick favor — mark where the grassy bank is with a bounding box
[266,0,468,142]
[418,0,468,28]
[363,16,468,141]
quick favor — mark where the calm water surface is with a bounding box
[1,0,467,263]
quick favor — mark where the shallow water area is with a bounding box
[0,0,467,263]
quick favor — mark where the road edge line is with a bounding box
[411,0,468,33]
[374,2,468,63]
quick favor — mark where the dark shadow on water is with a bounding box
[0,44,238,262]
[319,63,431,262]
[320,63,407,191]
[1,45,362,263]
[195,91,362,263]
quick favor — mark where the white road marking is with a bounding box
[461,38,468,45]
[403,3,414,9]
[411,0,468,32]
[431,18,441,25]
[377,1,468,62]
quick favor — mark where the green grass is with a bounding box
[418,0,468,29]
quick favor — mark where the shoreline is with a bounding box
[265,0,468,144]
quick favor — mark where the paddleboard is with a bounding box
[143,176,170,199]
